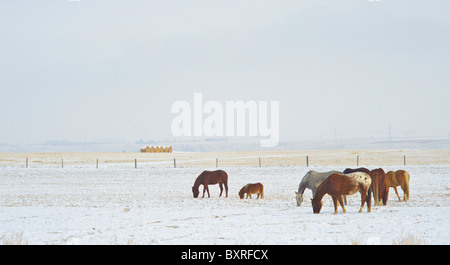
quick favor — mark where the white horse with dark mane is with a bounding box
[295,170,344,206]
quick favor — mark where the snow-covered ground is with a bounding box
[0,163,449,245]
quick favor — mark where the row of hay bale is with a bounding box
[140,146,173,153]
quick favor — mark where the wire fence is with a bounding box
[1,149,449,169]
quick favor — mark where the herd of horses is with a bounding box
[191,168,410,214]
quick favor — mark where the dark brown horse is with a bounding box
[344,167,388,206]
[192,170,228,198]
[311,172,372,214]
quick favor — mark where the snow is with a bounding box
[0,164,449,245]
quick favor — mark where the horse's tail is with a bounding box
[404,171,410,201]
[260,183,264,199]
[219,170,228,183]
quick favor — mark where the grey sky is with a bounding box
[1,0,449,146]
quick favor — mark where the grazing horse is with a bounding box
[371,168,388,205]
[192,170,228,198]
[295,170,346,206]
[386,170,410,202]
[344,167,388,206]
[311,172,372,214]
[239,183,264,199]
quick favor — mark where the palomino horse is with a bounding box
[239,183,264,199]
[386,170,410,202]
[192,170,228,198]
[295,170,346,206]
[344,167,388,206]
[311,172,372,214]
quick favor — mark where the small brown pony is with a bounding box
[386,170,410,202]
[344,167,388,206]
[192,170,228,198]
[311,172,372,214]
[239,183,264,199]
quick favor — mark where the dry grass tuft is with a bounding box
[1,232,29,245]
[349,233,427,245]
[392,233,427,245]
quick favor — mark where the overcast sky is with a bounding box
[1,0,449,146]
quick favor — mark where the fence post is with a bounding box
[216,158,218,168]
[62,159,64,168]
[404,155,406,166]
[26,158,28,168]
[135,159,137,169]
[356,155,359,166]
[174,158,176,168]
[306,155,309,167]
[259,157,261,167]
[96,158,99,169]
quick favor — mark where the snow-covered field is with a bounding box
[0,155,449,244]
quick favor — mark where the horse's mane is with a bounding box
[312,175,329,202]
[193,172,204,188]
[298,171,312,192]
[239,184,249,193]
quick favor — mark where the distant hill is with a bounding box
[1,137,449,153]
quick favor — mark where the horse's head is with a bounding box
[238,188,245,199]
[295,192,303,206]
[311,198,323,214]
[192,186,199,198]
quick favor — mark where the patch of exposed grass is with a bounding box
[1,232,29,245]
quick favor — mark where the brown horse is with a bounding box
[371,168,388,205]
[386,170,410,202]
[239,183,264,199]
[344,167,388,206]
[311,172,372,214]
[192,170,228,198]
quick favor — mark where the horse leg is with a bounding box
[202,185,206,198]
[225,182,228,198]
[383,188,389,205]
[331,196,339,214]
[393,187,401,201]
[337,196,347,213]
[337,196,347,206]
[359,191,367,213]
[331,196,337,214]
[219,183,224,197]
[205,185,210,198]
[257,192,260,199]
